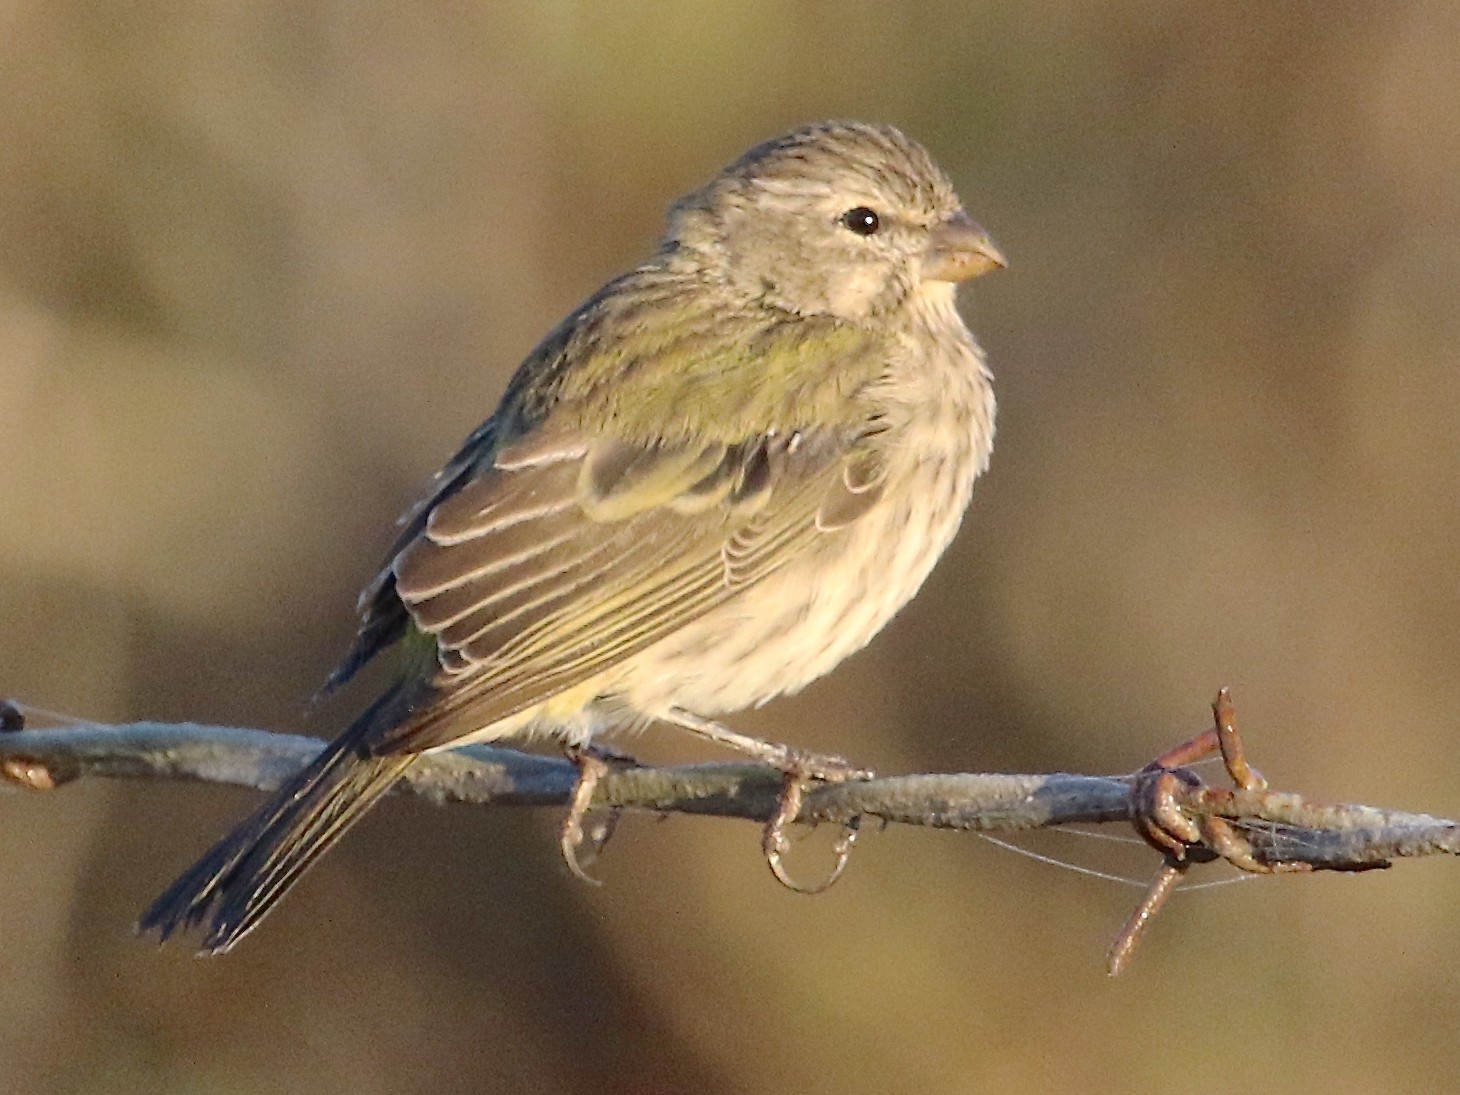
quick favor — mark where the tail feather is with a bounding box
[139,687,421,955]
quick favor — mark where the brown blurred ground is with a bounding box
[3,2,1460,1092]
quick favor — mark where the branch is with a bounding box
[2,710,1454,869]
[4,695,1456,971]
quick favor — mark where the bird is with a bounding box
[138,120,1004,954]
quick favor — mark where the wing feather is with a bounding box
[325,280,897,701]
[377,427,865,751]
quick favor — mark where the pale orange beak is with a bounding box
[923,210,1006,283]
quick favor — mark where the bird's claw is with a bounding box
[559,745,634,885]
[762,750,871,894]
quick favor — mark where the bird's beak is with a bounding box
[923,210,1006,283]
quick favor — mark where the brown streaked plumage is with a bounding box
[139,120,1004,953]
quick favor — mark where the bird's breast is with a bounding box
[618,327,995,719]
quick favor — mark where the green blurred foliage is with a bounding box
[3,2,1460,1092]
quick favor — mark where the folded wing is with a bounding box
[378,423,887,751]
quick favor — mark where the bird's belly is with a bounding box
[616,449,976,718]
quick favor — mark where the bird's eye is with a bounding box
[839,206,881,236]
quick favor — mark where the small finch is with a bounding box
[140,120,1004,953]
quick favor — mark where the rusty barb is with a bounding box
[1108,688,1384,975]
[0,700,78,792]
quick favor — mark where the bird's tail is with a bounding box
[137,685,421,955]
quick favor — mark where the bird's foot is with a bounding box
[559,743,639,885]
[657,709,872,894]
[762,748,871,895]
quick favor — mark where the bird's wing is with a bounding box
[375,419,889,752]
[321,423,488,695]
[326,275,888,696]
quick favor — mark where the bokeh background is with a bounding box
[3,2,1459,1092]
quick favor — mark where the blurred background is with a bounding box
[3,2,1459,1091]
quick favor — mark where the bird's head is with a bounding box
[666,121,1004,323]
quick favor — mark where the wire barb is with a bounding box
[1109,689,1327,975]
